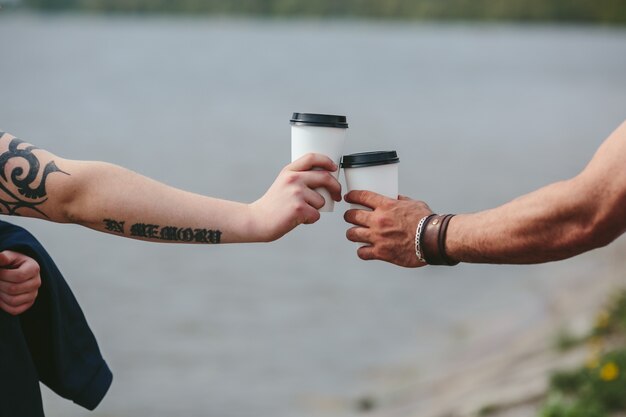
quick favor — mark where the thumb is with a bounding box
[0,251,18,268]
[398,195,413,201]
[345,190,387,209]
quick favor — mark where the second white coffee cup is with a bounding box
[342,151,400,210]
[291,113,348,212]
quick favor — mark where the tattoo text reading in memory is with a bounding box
[103,218,222,244]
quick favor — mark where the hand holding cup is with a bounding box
[249,153,342,242]
[291,113,348,212]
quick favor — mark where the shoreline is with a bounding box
[367,239,626,417]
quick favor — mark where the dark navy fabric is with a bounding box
[0,221,112,417]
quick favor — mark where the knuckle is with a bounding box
[377,245,391,258]
[380,200,395,210]
[301,153,316,166]
[327,179,340,192]
[285,172,300,185]
[290,188,304,200]
[7,284,20,295]
[293,202,307,215]
[371,247,384,259]
[25,294,36,305]
[374,215,392,228]
[28,262,41,277]
[14,269,30,282]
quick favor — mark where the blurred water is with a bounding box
[1,14,626,417]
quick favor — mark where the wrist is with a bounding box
[245,201,279,243]
[418,214,459,266]
[242,202,264,243]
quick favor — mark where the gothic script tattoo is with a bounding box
[0,134,69,217]
[103,218,125,234]
[102,218,222,244]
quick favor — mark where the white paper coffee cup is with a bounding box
[342,151,400,210]
[291,113,348,212]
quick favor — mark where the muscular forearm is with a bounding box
[446,179,601,263]
[447,122,626,264]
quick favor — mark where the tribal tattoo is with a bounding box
[0,134,69,217]
[103,218,222,244]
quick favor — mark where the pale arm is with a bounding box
[0,132,341,243]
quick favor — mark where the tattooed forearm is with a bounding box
[0,135,69,217]
[103,218,222,244]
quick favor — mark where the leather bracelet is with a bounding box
[420,214,459,266]
[439,214,459,266]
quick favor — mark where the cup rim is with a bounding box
[290,112,349,129]
[341,151,399,168]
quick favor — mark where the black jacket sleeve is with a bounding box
[0,221,112,416]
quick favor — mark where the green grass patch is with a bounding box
[539,289,626,417]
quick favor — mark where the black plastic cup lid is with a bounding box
[341,151,399,168]
[290,113,348,128]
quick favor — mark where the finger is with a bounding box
[344,190,388,209]
[346,226,371,244]
[298,170,342,202]
[398,195,413,201]
[0,299,34,316]
[0,260,40,284]
[303,187,326,210]
[0,290,37,307]
[356,245,376,261]
[0,251,18,268]
[0,299,20,316]
[0,275,41,295]
[289,153,337,173]
[300,206,321,225]
[343,208,372,227]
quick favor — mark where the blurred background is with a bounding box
[1,1,626,416]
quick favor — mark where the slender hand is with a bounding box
[0,250,41,315]
[344,120,626,266]
[0,132,340,243]
[250,154,341,242]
